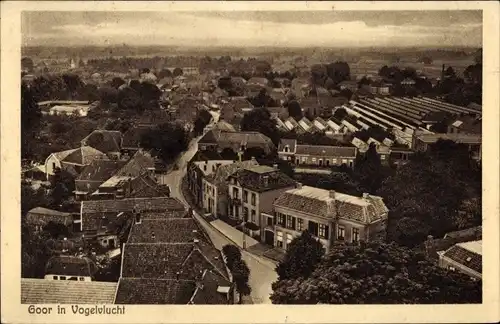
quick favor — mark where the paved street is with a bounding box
[161,127,277,304]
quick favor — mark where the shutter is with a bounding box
[292,217,296,230]
[308,220,314,232]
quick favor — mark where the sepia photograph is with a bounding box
[2,1,499,323]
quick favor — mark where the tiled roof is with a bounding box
[128,174,171,199]
[52,147,106,165]
[444,226,482,240]
[416,133,482,144]
[127,219,206,244]
[198,130,275,154]
[274,186,388,223]
[121,242,226,280]
[295,144,357,158]
[114,150,155,177]
[443,241,482,274]
[232,167,296,193]
[26,207,73,226]
[82,197,185,214]
[81,197,185,231]
[45,256,98,277]
[81,130,122,154]
[114,278,196,304]
[122,125,155,149]
[213,120,236,132]
[76,159,126,181]
[189,270,231,304]
[206,160,259,192]
[21,279,117,304]
[194,160,235,177]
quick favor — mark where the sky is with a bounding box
[22,11,482,48]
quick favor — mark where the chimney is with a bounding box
[151,231,156,240]
[176,271,180,280]
[362,193,369,199]
[296,182,302,189]
[329,190,336,199]
[251,156,256,162]
[135,211,141,224]
[273,164,278,170]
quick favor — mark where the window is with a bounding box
[53,276,57,280]
[243,190,248,203]
[301,156,307,162]
[52,162,56,170]
[297,218,303,231]
[332,158,338,165]
[251,193,256,206]
[267,217,273,226]
[286,233,293,245]
[251,210,256,223]
[337,225,345,240]
[342,159,348,165]
[79,277,85,281]
[286,215,296,230]
[312,158,317,163]
[232,188,239,198]
[276,213,285,226]
[276,231,284,248]
[284,145,289,153]
[60,276,66,280]
[308,221,319,236]
[243,207,249,221]
[381,155,386,160]
[319,224,329,239]
[352,228,360,242]
[449,266,456,271]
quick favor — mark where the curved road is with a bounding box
[161,131,277,304]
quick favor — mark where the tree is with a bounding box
[240,107,280,146]
[275,230,325,281]
[193,109,212,135]
[222,244,242,269]
[21,57,34,72]
[271,241,481,304]
[232,259,252,304]
[333,107,348,120]
[139,122,189,163]
[22,221,52,278]
[43,221,70,239]
[99,86,119,106]
[379,140,481,247]
[287,100,302,120]
[254,60,272,77]
[50,167,75,207]
[173,67,184,77]
[158,69,173,78]
[326,61,350,84]
[310,64,328,86]
[21,82,42,159]
[111,77,126,89]
[353,143,390,194]
[118,87,143,113]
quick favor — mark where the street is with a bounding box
[161,127,277,304]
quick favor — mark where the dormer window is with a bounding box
[135,212,141,224]
[284,145,289,153]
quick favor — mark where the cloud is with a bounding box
[23,11,482,47]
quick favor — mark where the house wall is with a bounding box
[44,274,92,282]
[203,179,217,216]
[274,206,334,252]
[367,219,387,241]
[45,154,61,179]
[294,154,355,168]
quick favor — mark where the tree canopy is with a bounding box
[139,122,190,163]
[275,230,325,281]
[287,100,302,120]
[240,107,280,146]
[378,140,481,247]
[271,241,481,304]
